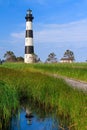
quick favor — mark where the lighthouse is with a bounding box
[24,9,34,63]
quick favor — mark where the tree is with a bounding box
[33,53,41,63]
[16,56,24,62]
[63,49,75,61]
[45,52,57,63]
[4,51,16,62]
[0,59,2,64]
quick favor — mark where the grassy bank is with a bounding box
[0,63,87,130]
[0,80,18,129]
[31,63,87,82]
[2,62,87,82]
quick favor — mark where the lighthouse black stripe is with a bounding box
[26,30,33,38]
[25,46,34,54]
[25,14,34,22]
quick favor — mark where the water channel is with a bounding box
[10,102,69,130]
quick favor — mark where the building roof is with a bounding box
[60,57,74,61]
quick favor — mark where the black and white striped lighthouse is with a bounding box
[24,9,34,63]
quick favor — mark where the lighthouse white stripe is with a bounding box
[24,54,34,63]
[25,38,33,46]
[26,21,32,30]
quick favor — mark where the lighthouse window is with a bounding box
[27,10,32,15]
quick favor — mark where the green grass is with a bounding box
[2,62,87,82]
[0,80,18,129]
[31,63,87,82]
[0,62,87,130]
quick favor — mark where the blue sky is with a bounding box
[0,0,87,62]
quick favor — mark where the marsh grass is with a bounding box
[0,80,18,129]
[0,63,87,130]
[31,63,87,82]
[2,62,87,81]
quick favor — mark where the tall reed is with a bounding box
[0,80,18,129]
[0,63,87,130]
[2,62,87,81]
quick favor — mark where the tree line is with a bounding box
[0,49,75,63]
[45,49,75,63]
[0,51,41,63]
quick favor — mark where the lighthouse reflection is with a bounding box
[25,107,34,125]
[27,118,32,125]
[10,102,70,130]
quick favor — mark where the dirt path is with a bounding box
[64,78,87,91]
[46,73,87,92]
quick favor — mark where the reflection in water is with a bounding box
[10,102,69,130]
[10,109,59,130]
[25,107,34,125]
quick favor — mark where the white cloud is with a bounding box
[34,19,87,44]
[10,19,87,48]
[11,32,24,39]
[10,31,25,44]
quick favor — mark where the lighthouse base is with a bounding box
[24,54,34,63]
